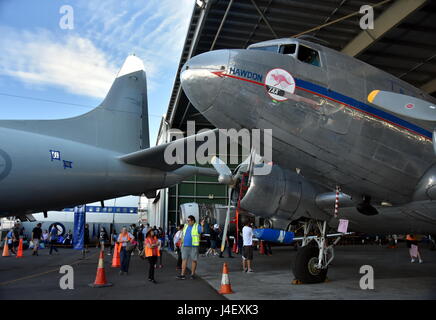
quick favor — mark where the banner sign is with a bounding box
[73,205,86,250]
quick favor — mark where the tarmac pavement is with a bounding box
[194,244,436,300]
[0,247,225,300]
[2,244,436,300]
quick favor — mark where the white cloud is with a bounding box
[77,0,195,85]
[0,27,118,98]
[0,0,195,98]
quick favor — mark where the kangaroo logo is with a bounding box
[265,68,296,102]
[271,73,293,87]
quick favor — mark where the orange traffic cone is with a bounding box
[259,240,265,255]
[2,242,10,257]
[16,239,23,258]
[218,263,233,294]
[89,250,113,288]
[111,243,120,268]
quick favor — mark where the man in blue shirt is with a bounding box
[177,215,205,280]
[49,225,59,255]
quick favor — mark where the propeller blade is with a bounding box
[220,187,232,253]
[368,90,436,121]
[211,156,233,184]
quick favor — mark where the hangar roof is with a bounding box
[165,0,436,131]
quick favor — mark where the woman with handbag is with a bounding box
[117,227,135,275]
[144,229,160,284]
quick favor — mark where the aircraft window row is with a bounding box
[249,43,320,67]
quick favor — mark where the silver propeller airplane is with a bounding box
[0,55,215,221]
[181,37,436,283]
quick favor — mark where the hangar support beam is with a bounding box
[250,0,278,39]
[341,0,427,57]
[210,0,234,50]
[169,1,212,126]
[421,79,436,94]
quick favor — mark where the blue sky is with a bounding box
[0,0,195,207]
[0,0,195,145]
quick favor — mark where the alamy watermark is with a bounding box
[59,265,74,290]
[59,5,74,30]
[359,265,374,290]
[360,5,374,30]
[163,121,273,176]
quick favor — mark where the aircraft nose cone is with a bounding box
[180,49,230,112]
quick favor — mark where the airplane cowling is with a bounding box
[413,163,436,201]
[239,165,329,221]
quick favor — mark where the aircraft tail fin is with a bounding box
[0,55,150,154]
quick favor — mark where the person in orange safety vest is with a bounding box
[145,229,160,283]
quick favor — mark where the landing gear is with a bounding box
[294,246,328,283]
[292,219,341,284]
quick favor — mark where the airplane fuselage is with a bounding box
[0,127,183,216]
[181,39,436,206]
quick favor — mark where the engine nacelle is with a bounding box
[239,165,330,222]
[413,163,436,201]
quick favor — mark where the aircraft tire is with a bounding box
[293,246,327,284]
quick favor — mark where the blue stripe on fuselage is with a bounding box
[295,78,432,139]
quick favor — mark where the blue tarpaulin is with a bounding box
[73,205,86,250]
[253,228,294,244]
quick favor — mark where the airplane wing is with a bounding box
[368,90,436,121]
[368,90,436,155]
[119,129,219,172]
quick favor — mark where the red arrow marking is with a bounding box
[211,70,265,87]
[211,71,226,78]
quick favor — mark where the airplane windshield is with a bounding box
[279,44,296,54]
[249,45,279,53]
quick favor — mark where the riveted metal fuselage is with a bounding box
[182,43,435,206]
[181,40,436,234]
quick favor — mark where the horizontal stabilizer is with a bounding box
[119,129,220,171]
[368,90,436,121]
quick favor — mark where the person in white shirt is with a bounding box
[242,221,254,273]
[173,225,184,269]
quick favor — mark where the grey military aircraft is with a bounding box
[181,37,436,283]
[0,55,215,221]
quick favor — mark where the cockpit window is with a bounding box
[297,45,320,67]
[279,44,296,55]
[249,45,278,53]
